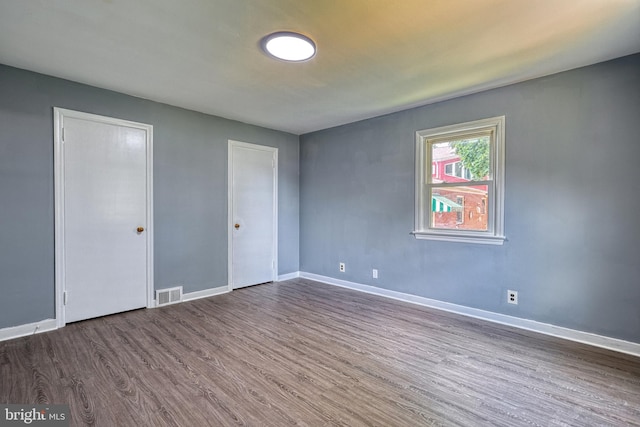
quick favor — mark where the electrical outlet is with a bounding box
[507,290,518,305]
[372,269,378,279]
[339,262,345,272]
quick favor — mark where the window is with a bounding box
[455,196,464,224]
[414,116,505,244]
[445,162,472,180]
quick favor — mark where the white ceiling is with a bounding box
[1,1,639,135]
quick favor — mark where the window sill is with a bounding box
[412,231,505,245]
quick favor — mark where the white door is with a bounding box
[54,109,152,324]
[229,141,277,289]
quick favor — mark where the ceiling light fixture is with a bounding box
[261,31,316,62]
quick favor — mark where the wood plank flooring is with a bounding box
[1,278,639,426]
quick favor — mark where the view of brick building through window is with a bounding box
[431,140,489,231]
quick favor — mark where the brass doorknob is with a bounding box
[234,224,240,229]
[137,227,145,233]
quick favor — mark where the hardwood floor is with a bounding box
[1,278,639,426]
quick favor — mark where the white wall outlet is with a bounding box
[372,269,378,279]
[339,262,345,272]
[507,290,518,305]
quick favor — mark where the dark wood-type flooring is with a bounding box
[1,279,639,426]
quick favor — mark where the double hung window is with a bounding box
[414,116,505,244]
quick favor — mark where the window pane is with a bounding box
[430,185,489,231]
[430,136,491,183]
[455,196,464,224]
[454,162,462,177]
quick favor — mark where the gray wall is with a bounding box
[0,64,299,329]
[3,54,639,344]
[300,54,640,343]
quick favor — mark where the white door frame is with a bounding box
[227,140,278,291]
[53,108,154,328]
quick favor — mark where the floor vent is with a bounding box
[156,286,183,307]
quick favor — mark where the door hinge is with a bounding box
[61,127,65,142]
[63,291,67,305]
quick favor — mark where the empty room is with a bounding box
[1,1,639,426]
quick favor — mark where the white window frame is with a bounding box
[414,116,505,245]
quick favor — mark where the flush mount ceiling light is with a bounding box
[261,31,316,62]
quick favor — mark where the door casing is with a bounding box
[53,107,154,328]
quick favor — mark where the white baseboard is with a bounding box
[153,285,230,307]
[299,272,640,358]
[278,271,300,281]
[183,285,230,302]
[0,318,57,343]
